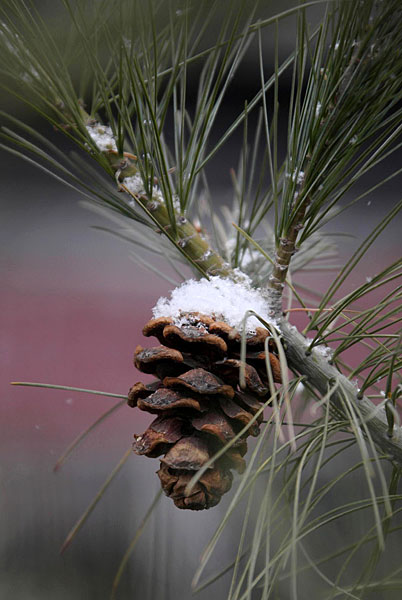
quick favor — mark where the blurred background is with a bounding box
[1,1,401,599]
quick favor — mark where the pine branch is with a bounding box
[51,116,402,468]
[1,0,400,460]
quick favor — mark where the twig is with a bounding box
[267,190,310,319]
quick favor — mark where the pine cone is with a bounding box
[128,313,281,510]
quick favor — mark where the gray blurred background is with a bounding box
[1,1,401,599]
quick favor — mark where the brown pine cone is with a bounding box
[128,313,281,510]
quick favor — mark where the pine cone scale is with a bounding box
[132,415,185,457]
[191,409,236,444]
[161,436,211,470]
[137,388,209,413]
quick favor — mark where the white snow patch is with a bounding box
[172,194,181,212]
[291,170,304,185]
[313,344,333,360]
[86,122,117,152]
[152,275,272,333]
[123,174,164,204]
[123,174,146,195]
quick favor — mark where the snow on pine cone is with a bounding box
[128,313,281,510]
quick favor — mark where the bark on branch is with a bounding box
[267,189,310,320]
[279,319,402,466]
